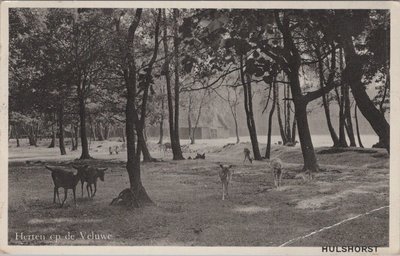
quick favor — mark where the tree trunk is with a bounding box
[70,124,75,151]
[78,93,91,159]
[316,47,340,147]
[265,80,276,159]
[188,94,193,143]
[162,9,183,160]
[74,125,79,150]
[158,96,164,145]
[48,120,56,148]
[121,8,153,207]
[354,103,364,148]
[288,71,319,171]
[58,106,66,155]
[15,126,20,147]
[276,84,287,144]
[104,124,110,140]
[240,56,262,160]
[172,9,185,159]
[344,84,356,147]
[285,85,292,143]
[291,118,297,143]
[340,32,390,153]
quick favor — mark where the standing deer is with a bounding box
[45,165,82,207]
[72,165,107,198]
[269,158,283,187]
[218,164,233,200]
[243,148,252,164]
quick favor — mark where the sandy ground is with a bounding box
[8,138,389,246]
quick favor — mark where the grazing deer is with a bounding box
[269,158,283,188]
[243,148,252,164]
[72,165,107,198]
[218,164,233,200]
[194,153,206,159]
[45,165,81,207]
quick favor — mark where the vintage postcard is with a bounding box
[0,1,399,255]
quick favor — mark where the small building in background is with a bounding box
[147,113,230,139]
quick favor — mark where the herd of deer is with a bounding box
[218,148,283,200]
[44,147,283,207]
[45,165,107,208]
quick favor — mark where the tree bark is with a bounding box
[48,119,56,148]
[265,80,276,159]
[344,84,356,146]
[276,83,287,144]
[354,103,364,148]
[58,106,66,155]
[78,90,91,159]
[158,96,165,145]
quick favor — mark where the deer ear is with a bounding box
[228,165,233,169]
[219,164,223,169]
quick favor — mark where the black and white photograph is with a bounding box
[1,1,399,254]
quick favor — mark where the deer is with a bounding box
[72,165,107,198]
[159,142,172,156]
[268,158,283,188]
[45,165,82,208]
[243,148,252,164]
[218,164,233,200]
[194,153,206,159]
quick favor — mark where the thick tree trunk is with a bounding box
[265,81,276,159]
[354,104,364,148]
[340,33,390,153]
[58,106,66,155]
[78,94,91,159]
[288,71,319,171]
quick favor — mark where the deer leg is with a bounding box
[92,182,97,198]
[227,182,231,196]
[222,183,225,200]
[56,188,61,204]
[73,187,76,206]
[89,184,93,198]
[86,184,90,198]
[61,188,68,208]
[81,181,84,197]
[53,187,57,203]
[279,171,282,187]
